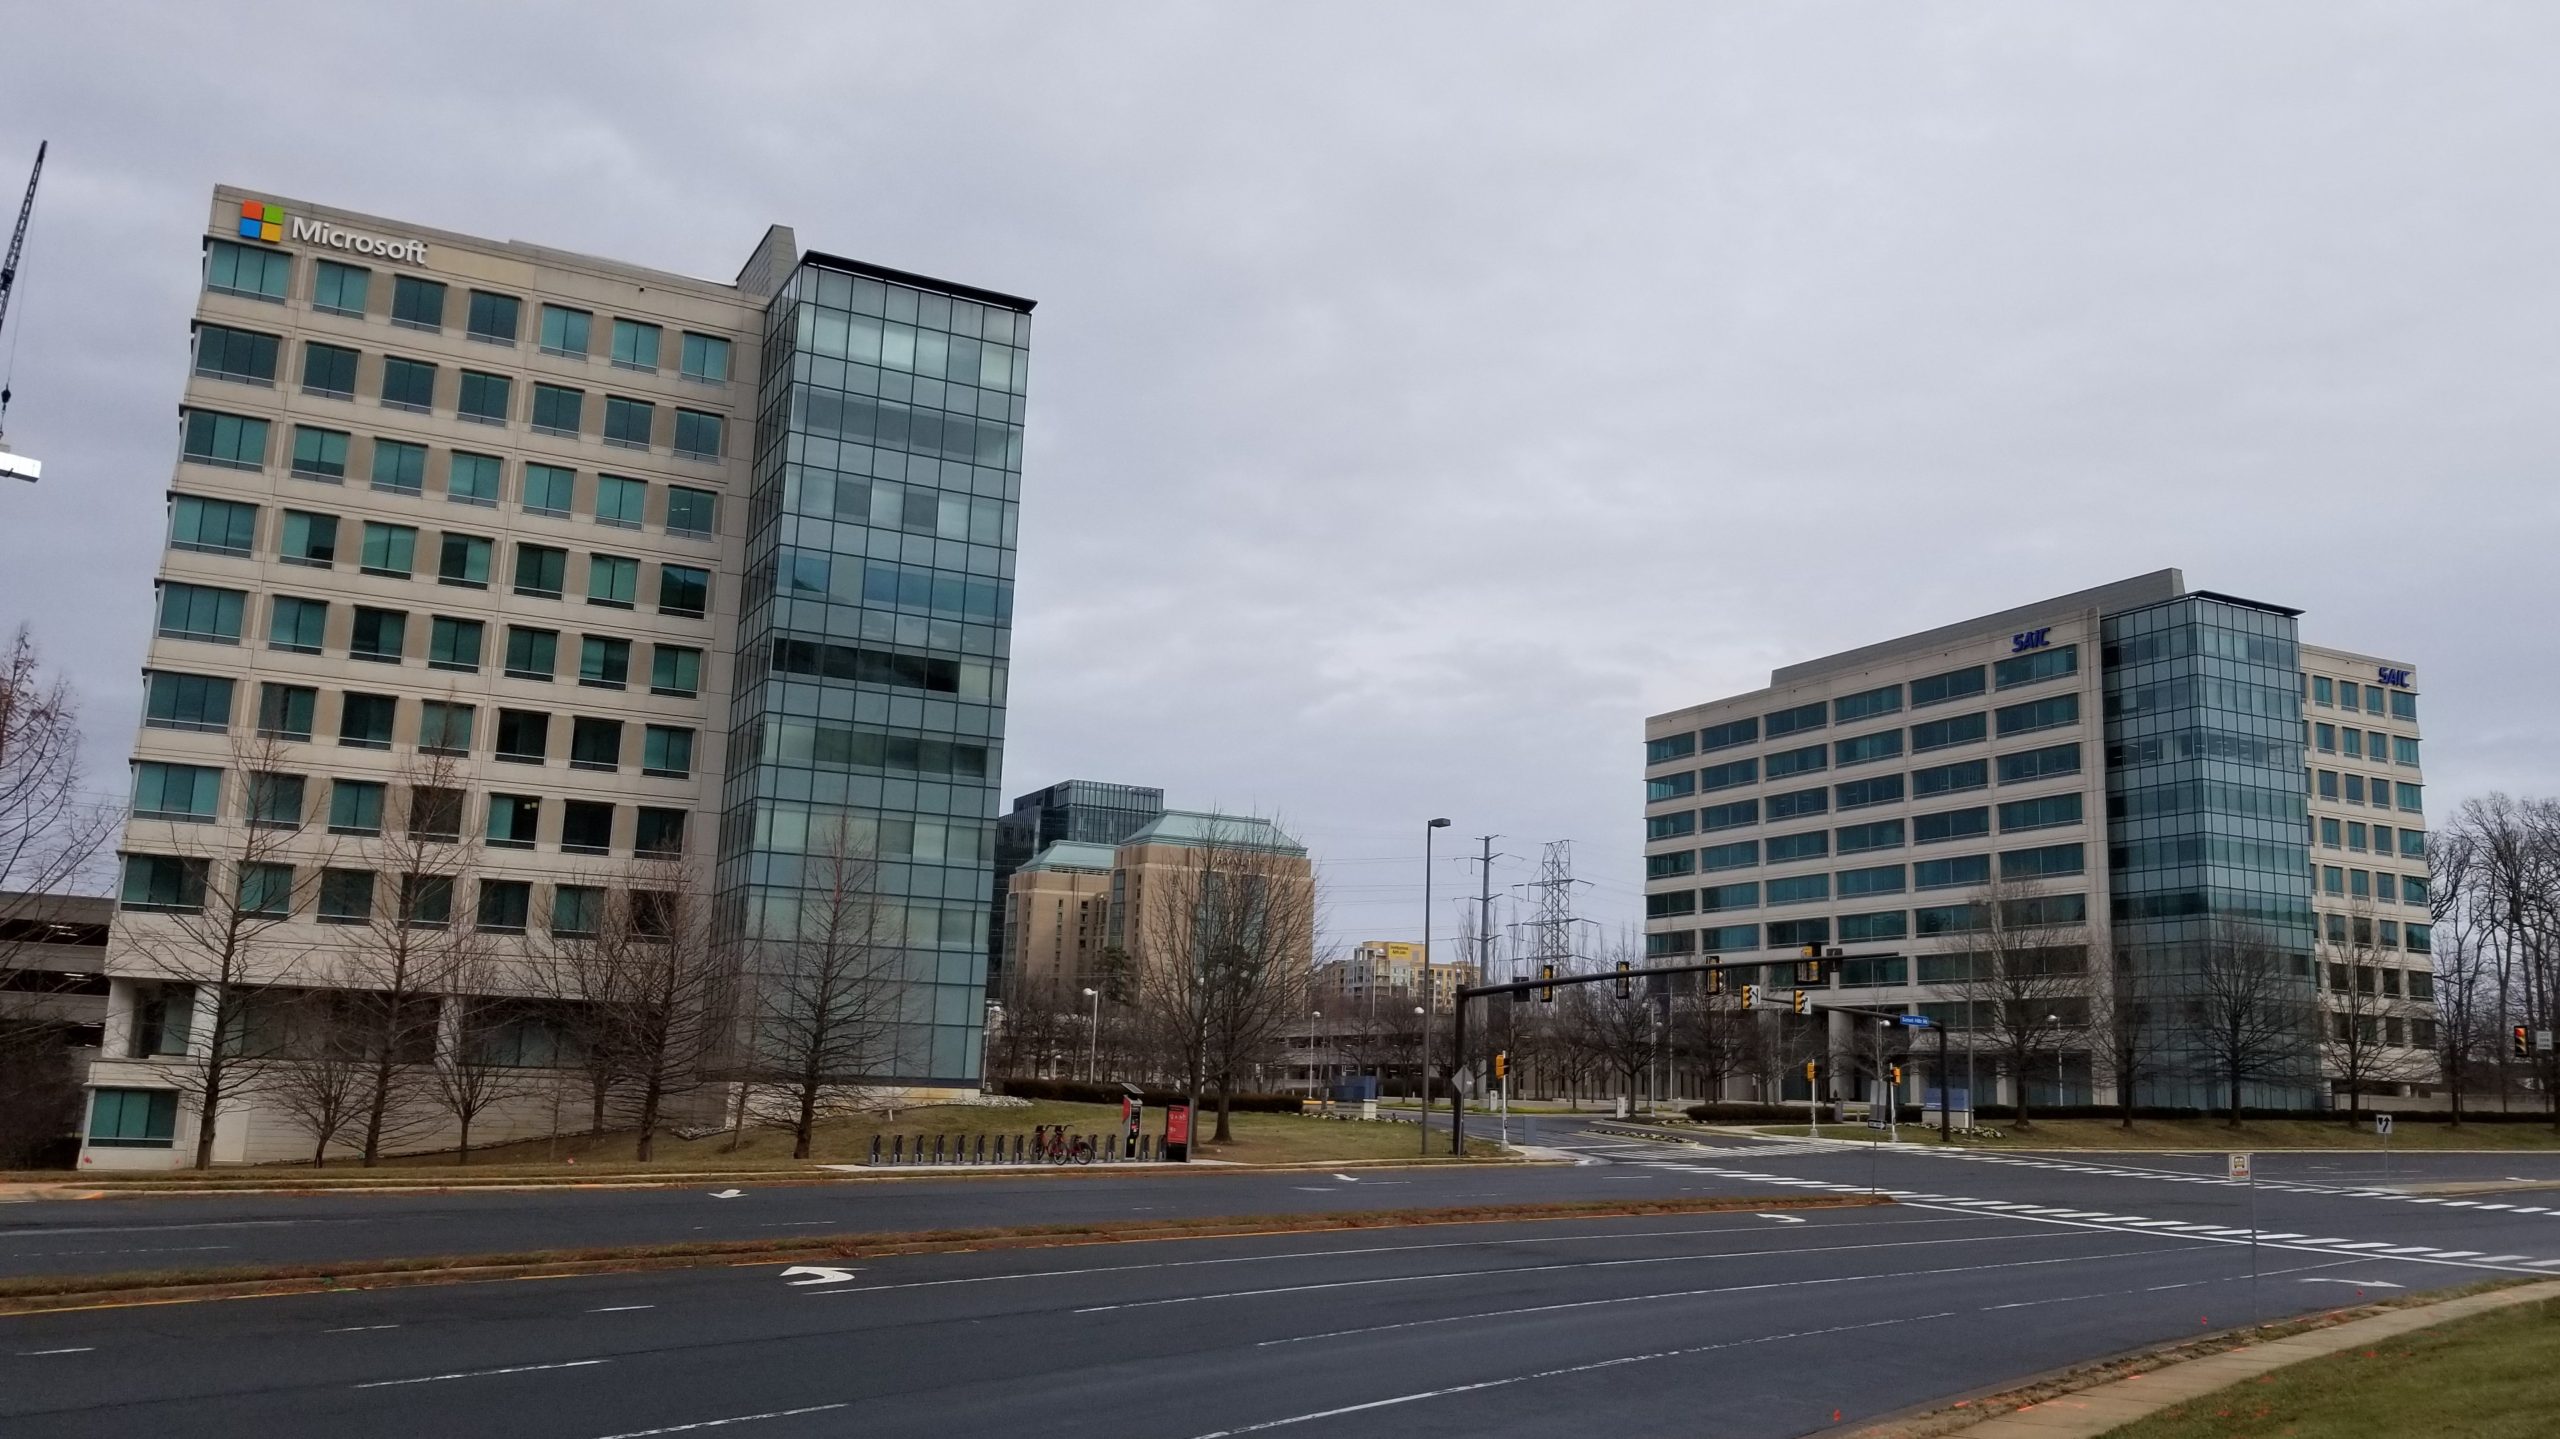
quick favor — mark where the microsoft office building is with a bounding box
[1642,570,2437,1112]
[84,189,1029,1165]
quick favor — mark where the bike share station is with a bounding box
[1441,946,1965,1153]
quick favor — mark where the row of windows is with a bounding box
[1647,648,2083,765]
[142,638,700,738]
[192,326,732,461]
[205,240,733,382]
[1645,843,2087,900]
[1643,894,2089,952]
[1648,747,2085,836]
[2308,674,2416,720]
[125,766,691,856]
[122,854,677,934]
[2319,915,2435,959]
[143,678,700,775]
[1648,695,2082,794]
[2310,722,2419,766]
[157,554,710,660]
[2314,817,2427,858]
[2311,769,2423,813]
[2316,865,2429,907]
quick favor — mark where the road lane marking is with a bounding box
[323,1325,400,1333]
[353,1358,609,1388]
[1895,1203,2558,1274]
[586,1403,849,1437]
[590,1305,655,1312]
[17,1347,95,1355]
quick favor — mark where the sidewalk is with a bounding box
[1929,1279,2560,1437]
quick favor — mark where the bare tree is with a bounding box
[2320,907,2429,1123]
[336,758,481,1165]
[602,863,736,1160]
[1563,952,1659,1112]
[118,738,326,1168]
[2428,825,2496,1124]
[1132,820,1317,1143]
[259,991,370,1166]
[2083,941,2161,1129]
[1669,982,1749,1103]
[2191,919,2318,1126]
[430,950,542,1165]
[1936,873,2092,1129]
[0,628,116,936]
[750,823,902,1158]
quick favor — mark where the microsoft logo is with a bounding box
[237,200,285,243]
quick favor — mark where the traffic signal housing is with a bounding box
[1494,1051,1508,1080]
[1803,1059,1817,1083]
[2519,1025,2534,1059]
[1540,963,1556,1003]
[1890,1064,1903,1085]
[1740,983,1757,1011]
[1791,988,1808,1015]
[1615,959,1632,998]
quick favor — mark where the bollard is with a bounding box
[892,1134,905,1165]
[974,1133,986,1164]
[934,1134,947,1164]
[1012,1133,1025,1163]
[869,1134,882,1167]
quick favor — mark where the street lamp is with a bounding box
[1083,987,1100,1081]
[1420,817,1451,1156]
[1308,1009,1323,1099]
[2048,1012,2063,1111]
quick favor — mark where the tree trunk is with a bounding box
[193,1055,226,1170]
[1213,1085,1233,1144]
[635,1078,663,1161]
[794,1071,819,1160]
[360,1050,397,1167]
[2227,1069,2243,1127]
[312,1136,328,1166]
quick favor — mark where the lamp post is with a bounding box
[1420,817,1450,1155]
[1308,1009,1322,1099]
[2048,1012,2063,1111]
[1083,987,1100,1081]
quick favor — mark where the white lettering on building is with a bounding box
[288,216,428,265]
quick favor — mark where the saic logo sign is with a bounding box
[238,200,427,265]
[2010,627,2051,654]
[2377,667,2412,688]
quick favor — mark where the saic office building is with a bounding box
[1642,570,2436,1112]
[85,189,1030,1165]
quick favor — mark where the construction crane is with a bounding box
[0,140,47,483]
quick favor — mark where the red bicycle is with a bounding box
[1034,1125,1095,1165]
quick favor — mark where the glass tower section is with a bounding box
[718,259,1030,1086]
[2101,594,2320,1108]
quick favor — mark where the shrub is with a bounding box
[992,1078,1304,1113]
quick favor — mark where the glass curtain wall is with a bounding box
[2102,594,2320,1108]
[719,260,1029,1085]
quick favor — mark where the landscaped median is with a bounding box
[0,1193,1887,1315]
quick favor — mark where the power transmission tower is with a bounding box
[1518,840,1588,979]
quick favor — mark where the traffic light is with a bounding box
[1803,1059,1817,1083]
[1615,959,1632,998]
[1797,945,1827,985]
[1540,963,1556,1003]
[1890,1064,1903,1085]
[1494,1051,1508,1080]
[2518,1025,2534,1059]
[1705,967,1725,994]
[1791,989,1808,1016]
[1740,983,1757,1011]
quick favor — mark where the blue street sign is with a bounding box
[1897,1014,1933,1027]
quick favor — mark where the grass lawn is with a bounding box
[1746,1118,2560,1151]
[2098,1293,2560,1438]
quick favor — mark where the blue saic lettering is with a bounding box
[2010,627,2051,654]
[2377,667,2411,688]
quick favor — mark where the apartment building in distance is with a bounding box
[87,188,1031,1166]
[1001,811,1315,1002]
[1643,570,2435,1112]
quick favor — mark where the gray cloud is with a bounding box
[3,2,2551,951]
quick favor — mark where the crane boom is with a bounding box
[0,141,43,348]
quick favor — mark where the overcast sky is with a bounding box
[4,3,2554,956]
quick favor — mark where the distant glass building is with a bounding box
[988,780,1164,992]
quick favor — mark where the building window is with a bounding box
[143,672,234,733]
[650,645,702,697]
[181,409,269,470]
[257,683,317,742]
[1834,730,1902,767]
[570,716,623,772]
[1648,812,1698,842]
[1996,742,2081,784]
[610,318,662,371]
[1839,912,1907,943]
[168,494,257,556]
[514,543,567,599]
[495,708,549,763]
[419,700,475,757]
[540,304,591,358]
[391,275,446,331]
[2389,690,2417,721]
[440,454,501,511]
[2363,685,2386,715]
[635,808,685,858]
[401,874,455,928]
[1835,774,1904,810]
[486,794,541,849]
[667,486,718,538]
[1648,772,1696,803]
[560,800,615,854]
[291,425,350,481]
[1647,732,1696,765]
[1766,787,1827,820]
[1699,800,1758,832]
[313,259,369,316]
[205,239,289,300]
[1697,839,1756,871]
[350,524,413,580]
[1994,644,2078,689]
[673,409,724,459]
[245,772,306,832]
[1764,701,1825,739]
[1910,665,1986,708]
[337,692,396,750]
[132,762,221,822]
[2393,736,2421,767]
[2319,818,2344,849]
[428,616,484,672]
[594,474,646,529]
[1915,806,1991,843]
[1700,717,1757,751]
[319,868,375,924]
[1766,918,1830,948]
[156,582,245,644]
[1768,874,1828,905]
[457,371,512,426]
[328,779,386,836]
[2345,774,2366,804]
[88,1089,179,1149]
[1697,758,1756,792]
[478,880,533,935]
[1911,712,1986,752]
[2312,675,2334,707]
[1837,863,1905,897]
[531,383,584,436]
[371,438,428,496]
[1835,819,1904,854]
[642,724,695,778]
[603,396,654,449]
[379,356,436,413]
[1999,842,2085,879]
[680,331,730,383]
[1765,743,1827,779]
[1834,684,1901,724]
[298,340,358,399]
[1911,759,1987,797]
[1698,882,1757,913]
[1646,851,1696,879]
[267,595,326,654]
[438,532,493,588]
[587,554,638,608]
[552,884,603,938]
[523,463,575,517]
[504,626,558,681]
[1993,693,2078,738]
[2314,723,2336,753]
[194,323,279,385]
[466,290,521,345]
[280,510,337,567]
[2397,782,2423,813]
[1914,854,1989,890]
[578,635,630,689]
[1913,903,1988,937]
[1766,830,1828,863]
[238,860,295,916]
[120,855,208,913]
[349,607,406,662]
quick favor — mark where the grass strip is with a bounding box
[0,1193,1885,1314]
